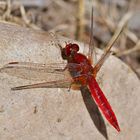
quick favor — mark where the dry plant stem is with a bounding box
[124,29,138,43]
[108,19,137,44]
[75,0,84,41]
[0,1,39,28]
[53,0,69,10]
[48,24,69,33]
[2,0,11,19]
[136,68,140,76]
[128,0,138,11]
[100,11,137,44]
[20,5,30,25]
[0,1,7,10]
[20,5,41,30]
[93,12,132,74]
[116,40,140,57]
[105,12,133,53]
[0,0,23,24]
[120,33,127,50]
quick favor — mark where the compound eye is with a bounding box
[64,43,79,57]
[71,44,79,52]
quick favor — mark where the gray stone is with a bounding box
[0,22,140,140]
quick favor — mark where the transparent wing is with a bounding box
[0,61,68,81]
[11,79,73,90]
[0,61,88,90]
[88,7,97,65]
[0,61,84,81]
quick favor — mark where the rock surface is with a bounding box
[0,22,140,140]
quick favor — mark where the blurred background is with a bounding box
[0,0,140,77]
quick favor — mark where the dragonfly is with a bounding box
[0,8,125,132]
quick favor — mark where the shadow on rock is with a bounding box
[80,86,108,140]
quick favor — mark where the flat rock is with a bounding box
[0,22,140,140]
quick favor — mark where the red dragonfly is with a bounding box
[0,8,124,132]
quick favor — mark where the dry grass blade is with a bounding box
[116,40,140,57]
[2,0,11,19]
[20,4,41,30]
[124,29,139,43]
[20,5,30,25]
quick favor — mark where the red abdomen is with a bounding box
[88,76,120,132]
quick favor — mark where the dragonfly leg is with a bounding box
[68,82,73,92]
[57,43,63,51]
[68,82,81,91]
[67,81,77,92]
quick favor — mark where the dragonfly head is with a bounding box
[62,43,79,59]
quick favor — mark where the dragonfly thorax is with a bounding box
[67,53,94,86]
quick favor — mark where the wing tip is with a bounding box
[11,85,27,91]
[8,62,19,64]
[11,87,21,91]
